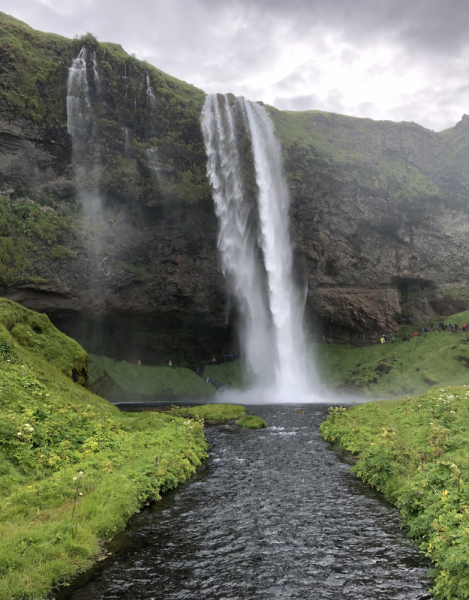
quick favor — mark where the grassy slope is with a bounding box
[89,354,215,398]
[316,311,469,397]
[0,298,88,386]
[0,301,240,600]
[202,359,246,388]
[320,387,469,599]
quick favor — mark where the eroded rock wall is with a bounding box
[2,13,469,358]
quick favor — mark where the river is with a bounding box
[59,404,432,599]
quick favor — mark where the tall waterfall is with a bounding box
[241,99,310,395]
[67,46,102,216]
[201,95,276,384]
[201,94,312,398]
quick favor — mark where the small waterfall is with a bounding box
[201,94,313,400]
[67,46,102,216]
[145,146,159,175]
[91,51,101,91]
[201,94,276,383]
[67,46,90,153]
[122,127,131,156]
[146,72,156,111]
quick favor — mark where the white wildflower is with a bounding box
[451,411,455,414]
[73,477,77,481]
[17,432,22,436]
[430,422,434,425]
[78,493,83,496]
[23,424,30,428]
[28,428,34,432]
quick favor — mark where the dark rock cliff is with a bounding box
[1,12,469,362]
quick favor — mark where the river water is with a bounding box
[60,405,432,600]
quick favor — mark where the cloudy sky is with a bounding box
[3,0,469,131]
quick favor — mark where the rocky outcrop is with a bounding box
[2,13,469,359]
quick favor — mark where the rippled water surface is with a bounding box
[61,405,432,599]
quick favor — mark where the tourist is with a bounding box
[403,334,407,342]
[168,360,172,367]
[212,357,217,363]
[413,332,418,337]
[455,324,459,332]
[430,323,434,332]
[463,323,466,332]
[322,335,325,343]
[380,336,384,344]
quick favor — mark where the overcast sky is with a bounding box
[3,0,469,131]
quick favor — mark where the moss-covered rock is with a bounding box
[236,415,266,429]
[0,297,88,386]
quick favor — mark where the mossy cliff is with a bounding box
[2,13,469,360]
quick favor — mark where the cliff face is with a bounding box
[276,111,469,339]
[1,13,469,361]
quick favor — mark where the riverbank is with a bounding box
[0,299,245,600]
[320,387,469,599]
[58,405,431,600]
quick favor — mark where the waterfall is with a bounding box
[201,94,276,384]
[67,46,102,216]
[91,51,100,91]
[67,46,90,156]
[146,72,156,111]
[242,99,310,396]
[201,94,313,399]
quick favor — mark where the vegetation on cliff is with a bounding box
[0,11,210,208]
[0,301,239,599]
[0,195,75,290]
[320,388,469,599]
[269,106,444,200]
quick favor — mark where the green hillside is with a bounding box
[0,299,215,599]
